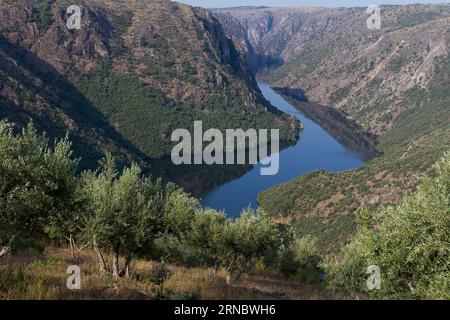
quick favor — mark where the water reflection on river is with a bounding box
[202,81,369,217]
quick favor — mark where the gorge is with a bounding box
[202,80,376,217]
[1,0,449,301]
[212,4,450,252]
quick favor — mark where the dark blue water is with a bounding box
[202,81,365,217]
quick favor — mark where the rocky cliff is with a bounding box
[0,0,300,171]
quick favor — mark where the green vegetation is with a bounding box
[76,71,299,159]
[330,84,352,103]
[80,154,166,278]
[217,208,280,282]
[388,56,408,73]
[267,44,338,84]
[0,121,78,259]
[32,0,55,32]
[259,51,450,258]
[386,7,450,30]
[277,233,320,282]
[67,3,300,160]
[75,74,175,158]
[323,153,450,299]
[0,121,318,298]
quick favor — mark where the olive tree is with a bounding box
[161,183,199,239]
[146,183,201,266]
[0,121,78,259]
[277,231,320,279]
[187,208,227,271]
[218,208,281,283]
[82,154,162,278]
[44,157,85,262]
[323,152,450,299]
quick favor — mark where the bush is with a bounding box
[149,261,172,298]
[11,237,45,255]
[218,208,281,282]
[277,233,320,281]
[149,262,171,286]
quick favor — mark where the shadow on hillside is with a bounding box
[0,34,149,170]
[274,87,382,161]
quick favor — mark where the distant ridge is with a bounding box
[214,6,270,10]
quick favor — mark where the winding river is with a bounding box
[202,81,369,218]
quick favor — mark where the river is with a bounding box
[202,81,369,218]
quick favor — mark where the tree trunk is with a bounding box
[93,236,106,273]
[0,235,15,259]
[225,264,241,285]
[225,274,232,285]
[159,282,164,297]
[211,264,219,277]
[124,255,133,278]
[112,247,120,280]
[69,234,76,261]
[0,246,11,259]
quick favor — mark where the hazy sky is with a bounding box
[177,0,450,8]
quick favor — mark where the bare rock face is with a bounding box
[0,0,112,73]
[213,11,260,71]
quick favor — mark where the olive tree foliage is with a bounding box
[323,152,450,300]
[44,159,85,262]
[289,235,319,268]
[182,207,283,280]
[161,183,200,239]
[140,182,201,266]
[81,154,164,278]
[0,121,78,259]
[187,208,228,269]
[277,231,320,279]
[218,208,281,282]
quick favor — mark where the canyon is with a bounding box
[214,4,450,251]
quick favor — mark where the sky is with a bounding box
[176,0,450,8]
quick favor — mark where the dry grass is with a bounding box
[0,246,339,300]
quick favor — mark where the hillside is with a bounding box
[0,246,337,300]
[218,5,450,252]
[0,0,300,175]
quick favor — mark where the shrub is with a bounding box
[32,0,55,32]
[277,233,320,281]
[218,208,281,282]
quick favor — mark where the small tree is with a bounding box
[149,261,171,297]
[218,208,280,283]
[82,154,162,278]
[277,232,320,280]
[188,208,227,271]
[0,121,78,259]
[44,152,86,263]
[161,183,199,239]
